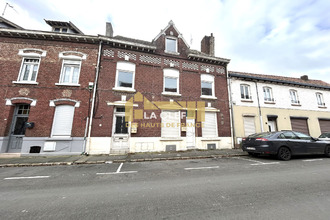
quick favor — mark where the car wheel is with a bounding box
[325,146,330,158]
[277,147,291,161]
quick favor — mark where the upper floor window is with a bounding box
[290,89,300,105]
[165,37,177,53]
[316,93,325,107]
[57,51,86,86]
[240,84,252,100]
[114,61,136,92]
[263,87,274,102]
[14,48,47,84]
[201,74,215,98]
[163,69,180,96]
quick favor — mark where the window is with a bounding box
[202,112,218,137]
[165,37,177,53]
[51,105,75,137]
[240,84,252,100]
[18,58,40,82]
[163,69,180,95]
[161,111,181,138]
[263,87,274,102]
[201,74,215,98]
[316,93,325,107]
[59,60,81,85]
[290,90,300,104]
[114,62,136,92]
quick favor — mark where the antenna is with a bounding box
[2,2,16,17]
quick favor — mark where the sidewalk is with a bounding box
[0,149,247,167]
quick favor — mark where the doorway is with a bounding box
[267,118,278,132]
[7,104,30,153]
[111,107,130,154]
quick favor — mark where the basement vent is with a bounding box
[207,144,216,150]
[166,145,176,152]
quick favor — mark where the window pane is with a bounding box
[31,65,38,81]
[72,67,79,84]
[165,77,177,92]
[166,38,176,52]
[13,117,28,135]
[118,71,133,88]
[202,82,213,96]
[62,66,72,83]
[115,116,128,134]
[240,85,245,99]
[245,86,249,99]
[22,65,30,81]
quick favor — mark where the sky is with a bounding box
[2,0,330,83]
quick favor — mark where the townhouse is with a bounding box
[229,71,330,147]
[0,17,99,154]
[88,21,232,154]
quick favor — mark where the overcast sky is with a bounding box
[2,0,330,82]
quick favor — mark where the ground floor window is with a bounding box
[243,116,256,136]
[202,112,217,137]
[51,105,75,137]
[161,111,180,138]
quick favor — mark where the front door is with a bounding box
[111,107,130,154]
[186,118,196,149]
[268,119,277,132]
[7,104,30,153]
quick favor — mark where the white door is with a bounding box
[268,120,277,132]
[186,118,195,148]
[111,107,130,154]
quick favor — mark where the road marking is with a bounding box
[302,159,323,162]
[4,176,50,180]
[96,163,137,175]
[184,166,219,170]
[233,157,280,166]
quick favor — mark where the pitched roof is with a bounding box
[44,19,84,34]
[0,16,24,29]
[229,71,330,89]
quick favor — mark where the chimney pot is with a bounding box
[300,75,308,80]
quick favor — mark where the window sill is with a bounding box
[264,101,276,104]
[47,137,72,141]
[12,81,39,85]
[318,106,327,109]
[241,99,253,103]
[112,87,136,93]
[55,83,81,87]
[160,137,183,141]
[162,92,182,97]
[164,50,180,55]
[200,95,217,100]
[201,137,221,141]
[291,103,301,106]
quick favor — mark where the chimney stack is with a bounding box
[300,75,308,81]
[201,33,215,56]
[105,22,113,37]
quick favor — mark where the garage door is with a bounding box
[290,118,309,135]
[243,116,256,136]
[319,119,330,133]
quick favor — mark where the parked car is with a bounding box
[242,131,330,160]
[318,132,330,141]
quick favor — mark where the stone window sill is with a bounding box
[162,92,182,97]
[112,87,136,93]
[12,81,39,85]
[200,95,217,100]
[55,83,80,87]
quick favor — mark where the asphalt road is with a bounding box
[1,155,330,220]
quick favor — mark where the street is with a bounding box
[1,155,330,220]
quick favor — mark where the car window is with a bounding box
[319,133,330,138]
[293,131,311,140]
[248,132,273,138]
[279,131,298,139]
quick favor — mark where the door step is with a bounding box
[0,153,21,158]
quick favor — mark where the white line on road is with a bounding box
[233,157,280,166]
[184,166,219,170]
[250,162,280,166]
[96,163,138,175]
[302,159,323,162]
[116,163,124,173]
[4,176,50,180]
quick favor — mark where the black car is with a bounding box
[242,131,330,160]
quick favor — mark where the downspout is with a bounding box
[84,40,103,154]
[254,81,264,132]
[226,67,235,149]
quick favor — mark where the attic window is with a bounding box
[165,37,178,54]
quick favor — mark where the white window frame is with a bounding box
[200,74,216,99]
[58,60,82,86]
[290,89,300,105]
[165,37,178,54]
[51,105,75,138]
[17,58,40,83]
[240,84,252,100]
[316,92,325,107]
[162,68,181,96]
[263,86,274,102]
[113,61,136,92]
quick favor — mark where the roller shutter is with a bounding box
[243,116,256,136]
[202,112,217,137]
[52,105,75,137]
[319,119,330,133]
[161,111,180,138]
[290,118,309,135]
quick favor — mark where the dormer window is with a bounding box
[53,27,68,33]
[165,37,177,53]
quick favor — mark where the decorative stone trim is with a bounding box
[59,51,87,60]
[6,97,37,106]
[216,67,225,74]
[139,55,161,65]
[164,59,180,68]
[49,99,80,107]
[182,62,198,71]
[118,51,136,61]
[103,49,114,57]
[201,65,215,73]
[18,48,47,57]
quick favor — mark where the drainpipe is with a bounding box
[254,81,264,132]
[226,67,235,149]
[84,40,103,154]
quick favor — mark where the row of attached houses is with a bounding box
[1,16,330,155]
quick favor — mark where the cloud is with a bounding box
[1,0,330,82]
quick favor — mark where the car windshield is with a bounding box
[248,132,274,138]
[319,133,330,138]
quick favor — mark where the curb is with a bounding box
[0,153,247,167]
